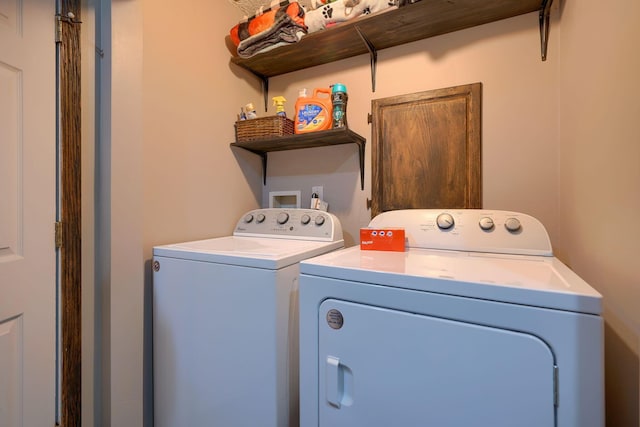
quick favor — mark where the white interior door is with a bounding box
[319,299,556,427]
[0,0,57,426]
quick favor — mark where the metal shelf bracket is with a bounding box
[260,75,269,112]
[539,0,553,61]
[356,139,365,190]
[260,152,268,185]
[355,26,378,92]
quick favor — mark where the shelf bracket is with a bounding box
[539,0,553,61]
[356,138,365,190]
[355,26,378,92]
[260,75,270,112]
[260,152,268,185]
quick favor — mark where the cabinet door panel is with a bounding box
[371,83,481,218]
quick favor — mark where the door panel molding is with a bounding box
[0,315,23,427]
[0,62,21,258]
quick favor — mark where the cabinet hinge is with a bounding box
[55,221,63,249]
[55,15,63,43]
[367,113,372,124]
[553,365,559,407]
[55,12,82,44]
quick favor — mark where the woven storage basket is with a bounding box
[235,116,294,141]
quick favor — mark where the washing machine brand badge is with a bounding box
[326,309,344,329]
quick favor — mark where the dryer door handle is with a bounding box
[326,355,353,409]
[326,356,343,408]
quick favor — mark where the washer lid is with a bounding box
[300,246,602,315]
[154,236,344,269]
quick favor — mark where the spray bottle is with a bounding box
[272,96,287,117]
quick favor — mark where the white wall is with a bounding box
[95,0,263,425]
[103,1,144,425]
[557,0,640,424]
[141,0,264,249]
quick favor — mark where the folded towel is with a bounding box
[230,0,307,57]
[237,13,307,58]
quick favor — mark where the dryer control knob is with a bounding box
[301,214,311,225]
[277,212,289,224]
[436,213,455,230]
[505,217,522,232]
[479,217,495,231]
[256,213,266,223]
[244,214,254,223]
[315,215,326,226]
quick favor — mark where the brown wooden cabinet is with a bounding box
[370,83,482,218]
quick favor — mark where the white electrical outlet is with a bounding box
[311,186,324,201]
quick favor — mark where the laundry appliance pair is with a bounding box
[153,208,603,427]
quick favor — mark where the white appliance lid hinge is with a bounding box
[553,365,559,407]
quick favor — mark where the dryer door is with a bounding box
[318,299,556,427]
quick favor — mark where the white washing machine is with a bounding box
[153,208,343,427]
[299,209,603,427]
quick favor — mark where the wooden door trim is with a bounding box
[58,0,82,425]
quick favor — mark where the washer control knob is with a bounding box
[276,212,289,224]
[256,213,266,223]
[301,214,311,225]
[505,217,522,232]
[315,215,326,226]
[436,213,455,230]
[244,214,254,223]
[479,217,495,231]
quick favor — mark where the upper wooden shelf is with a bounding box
[228,0,552,80]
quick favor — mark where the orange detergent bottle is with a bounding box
[294,88,333,134]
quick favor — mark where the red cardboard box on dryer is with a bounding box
[360,228,406,252]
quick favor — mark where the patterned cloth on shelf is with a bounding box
[229,0,307,58]
[304,0,396,34]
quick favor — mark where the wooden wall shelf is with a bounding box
[230,128,366,189]
[229,0,552,104]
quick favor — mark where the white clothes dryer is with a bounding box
[153,208,343,427]
[299,209,603,427]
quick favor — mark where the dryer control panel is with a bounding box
[234,208,343,242]
[369,209,552,256]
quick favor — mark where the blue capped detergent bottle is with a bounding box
[331,83,348,129]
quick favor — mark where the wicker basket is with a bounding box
[235,115,294,142]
